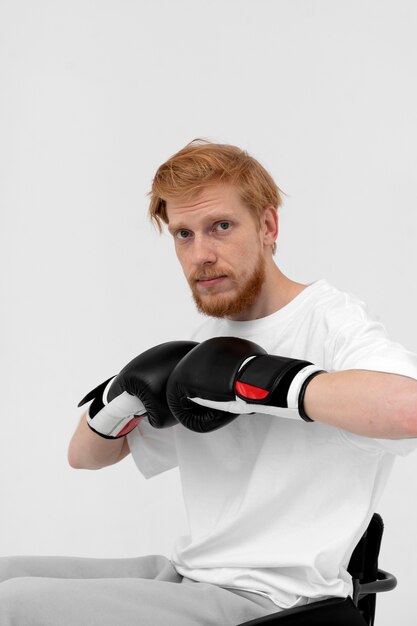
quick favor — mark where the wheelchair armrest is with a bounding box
[356,568,397,599]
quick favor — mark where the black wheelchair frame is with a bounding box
[236,513,396,626]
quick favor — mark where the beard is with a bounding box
[188,253,266,318]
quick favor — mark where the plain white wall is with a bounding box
[1,1,416,624]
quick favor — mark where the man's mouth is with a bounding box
[195,275,227,287]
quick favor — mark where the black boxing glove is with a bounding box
[78,341,197,438]
[166,336,325,432]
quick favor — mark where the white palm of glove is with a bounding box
[188,396,301,420]
[83,376,147,438]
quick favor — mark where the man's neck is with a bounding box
[227,262,307,322]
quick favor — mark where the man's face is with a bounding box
[166,184,268,320]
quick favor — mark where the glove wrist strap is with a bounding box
[297,370,326,422]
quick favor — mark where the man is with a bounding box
[1,139,417,625]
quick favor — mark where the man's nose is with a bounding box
[191,234,217,266]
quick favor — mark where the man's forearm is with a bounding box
[68,412,130,469]
[303,370,417,438]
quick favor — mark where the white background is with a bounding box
[1,1,416,624]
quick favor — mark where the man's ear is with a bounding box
[262,205,278,248]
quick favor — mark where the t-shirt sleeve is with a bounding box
[328,295,417,456]
[127,417,179,478]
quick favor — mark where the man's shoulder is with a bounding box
[301,280,371,321]
[304,279,363,305]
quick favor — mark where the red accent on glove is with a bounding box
[235,380,269,400]
[116,416,143,437]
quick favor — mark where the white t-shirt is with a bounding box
[127,279,417,609]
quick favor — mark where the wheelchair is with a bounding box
[237,513,396,626]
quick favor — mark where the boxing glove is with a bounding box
[78,340,197,438]
[166,336,325,432]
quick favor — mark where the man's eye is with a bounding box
[176,230,191,240]
[215,222,231,232]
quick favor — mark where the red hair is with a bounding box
[148,138,284,247]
